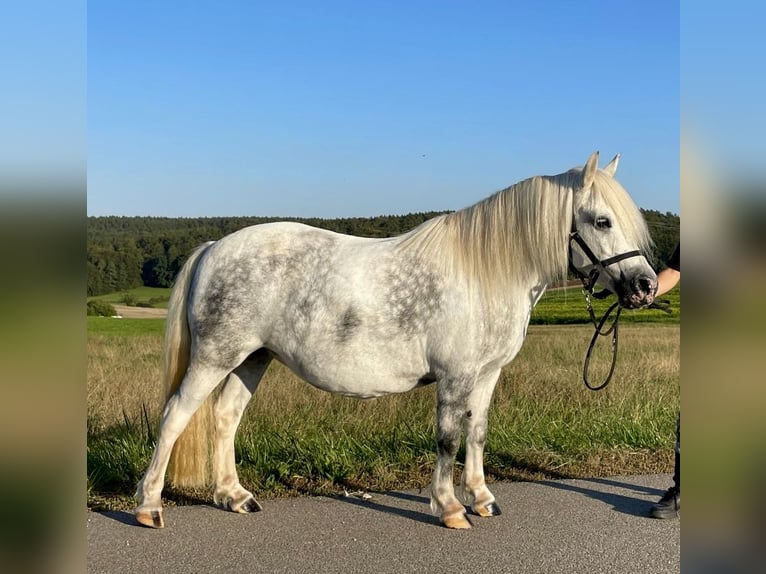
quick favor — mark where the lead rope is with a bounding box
[582,289,622,391]
[580,287,672,391]
[568,229,671,391]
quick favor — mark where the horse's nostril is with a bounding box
[633,275,655,295]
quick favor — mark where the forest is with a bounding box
[87,209,680,296]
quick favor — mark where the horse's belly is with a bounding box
[272,344,430,399]
[310,371,424,398]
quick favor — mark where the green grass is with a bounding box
[87,316,166,336]
[531,284,681,325]
[87,416,157,498]
[88,286,172,308]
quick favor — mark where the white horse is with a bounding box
[135,152,657,530]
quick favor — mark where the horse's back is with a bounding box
[189,221,376,324]
[211,220,375,253]
[185,222,432,389]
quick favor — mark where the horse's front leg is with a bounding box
[430,378,473,529]
[461,369,502,518]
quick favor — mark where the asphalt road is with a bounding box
[87,474,679,573]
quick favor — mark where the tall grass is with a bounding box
[87,320,679,509]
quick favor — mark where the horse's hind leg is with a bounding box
[430,376,473,529]
[213,351,271,514]
[135,363,232,528]
[460,369,502,518]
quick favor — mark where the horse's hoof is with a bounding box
[442,513,472,529]
[238,497,263,513]
[135,509,164,529]
[229,496,263,514]
[475,502,502,517]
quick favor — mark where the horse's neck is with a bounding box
[485,273,548,316]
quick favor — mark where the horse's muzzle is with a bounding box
[619,274,657,309]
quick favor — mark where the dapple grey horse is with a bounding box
[135,152,656,529]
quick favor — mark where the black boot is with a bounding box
[651,446,680,519]
[650,485,679,519]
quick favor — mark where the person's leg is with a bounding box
[650,415,680,519]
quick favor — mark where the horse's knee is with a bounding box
[436,435,459,458]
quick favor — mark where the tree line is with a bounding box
[87,210,680,296]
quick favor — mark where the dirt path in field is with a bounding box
[112,305,167,319]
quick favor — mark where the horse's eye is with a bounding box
[595,216,611,230]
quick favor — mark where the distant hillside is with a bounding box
[87,210,679,296]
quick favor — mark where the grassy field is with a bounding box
[531,283,681,324]
[88,286,172,309]
[87,285,680,510]
[87,317,165,336]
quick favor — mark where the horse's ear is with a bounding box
[583,151,599,189]
[603,153,620,177]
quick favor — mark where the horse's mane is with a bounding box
[399,167,652,302]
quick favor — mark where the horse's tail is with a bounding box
[165,241,215,488]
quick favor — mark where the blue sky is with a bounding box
[88,1,680,218]
[682,3,766,180]
[0,2,84,189]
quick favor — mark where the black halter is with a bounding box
[567,223,641,391]
[567,224,642,296]
[567,222,671,391]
